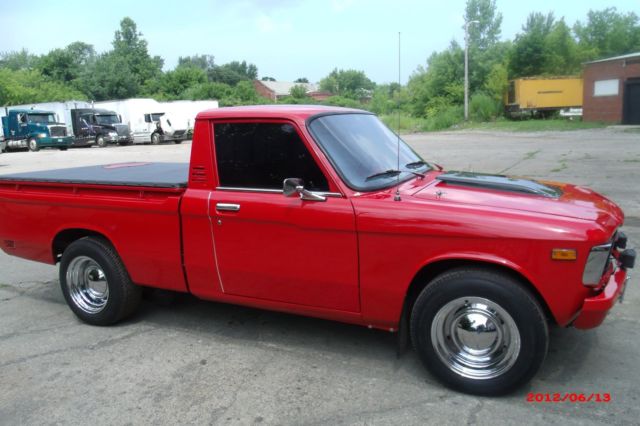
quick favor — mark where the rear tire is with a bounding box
[410,267,548,395]
[59,237,141,325]
[28,138,39,152]
[174,140,183,144]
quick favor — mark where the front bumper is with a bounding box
[37,136,73,148]
[573,268,630,329]
[105,134,133,144]
[161,130,187,142]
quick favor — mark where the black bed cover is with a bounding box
[0,162,189,189]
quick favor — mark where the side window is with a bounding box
[144,114,151,123]
[214,122,329,191]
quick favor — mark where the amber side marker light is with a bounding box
[551,248,577,261]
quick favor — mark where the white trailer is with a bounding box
[160,100,219,135]
[95,98,187,144]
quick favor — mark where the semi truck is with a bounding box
[0,105,634,395]
[70,108,133,147]
[95,98,187,144]
[0,108,74,151]
[505,77,583,117]
[8,101,133,148]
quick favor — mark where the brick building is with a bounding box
[253,80,331,102]
[582,52,640,124]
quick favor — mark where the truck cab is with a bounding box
[1,109,74,151]
[71,109,133,147]
[144,112,187,144]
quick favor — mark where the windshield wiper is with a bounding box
[405,160,429,169]
[365,169,425,181]
[365,169,401,181]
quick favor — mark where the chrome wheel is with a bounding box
[431,296,521,380]
[66,256,109,314]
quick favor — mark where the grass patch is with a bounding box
[380,114,429,133]
[457,118,607,132]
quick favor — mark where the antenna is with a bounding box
[394,32,402,202]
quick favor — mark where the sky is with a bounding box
[0,0,637,84]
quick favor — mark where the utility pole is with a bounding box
[464,19,479,121]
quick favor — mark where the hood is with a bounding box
[413,171,624,228]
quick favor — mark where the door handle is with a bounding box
[216,203,240,212]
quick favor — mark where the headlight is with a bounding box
[109,132,117,137]
[36,133,47,138]
[582,243,612,286]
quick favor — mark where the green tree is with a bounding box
[0,68,85,105]
[0,49,40,70]
[509,12,555,77]
[289,84,308,99]
[464,0,506,93]
[319,68,374,99]
[407,41,464,117]
[209,61,258,85]
[544,19,581,74]
[465,0,502,51]
[483,62,508,102]
[294,77,309,83]
[261,76,276,81]
[111,17,163,90]
[181,82,234,100]
[574,7,640,59]
[81,52,139,100]
[160,67,207,98]
[177,54,215,72]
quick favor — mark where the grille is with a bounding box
[115,124,129,136]
[49,126,66,137]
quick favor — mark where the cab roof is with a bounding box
[8,109,54,114]
[196,104,368,121]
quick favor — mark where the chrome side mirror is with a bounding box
[283,178,326,202]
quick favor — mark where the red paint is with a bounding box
[0,105,631,331]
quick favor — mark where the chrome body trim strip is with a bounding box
[216,186,343,198]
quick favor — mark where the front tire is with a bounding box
[96,135,107,148]
[151,132,161,145]
[410,267,548,395]
[28,138,39,152]
[59,237,141,325]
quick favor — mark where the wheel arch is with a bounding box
[402,257,556,326]
[51,228,115,264]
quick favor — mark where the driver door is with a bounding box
[208,121,360,313]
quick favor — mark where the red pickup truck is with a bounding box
[0,105,634,395]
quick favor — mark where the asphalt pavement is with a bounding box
[1,129,638,425]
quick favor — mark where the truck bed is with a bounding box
[0,162,189,188]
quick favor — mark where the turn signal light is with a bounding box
[551,248,577,261]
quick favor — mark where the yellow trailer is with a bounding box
[505,77,583,116]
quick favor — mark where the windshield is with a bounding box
[151,113,165,121]
[27,113,56,124]
[95,114,120,125]
[307,113,430,191]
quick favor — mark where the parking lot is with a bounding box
[1,128,639,425]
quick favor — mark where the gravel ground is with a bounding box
[0,129,638,425]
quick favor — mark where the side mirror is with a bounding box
[283,178,326,202]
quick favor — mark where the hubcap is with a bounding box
[431,297,520,380]
[66,256,109,314]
